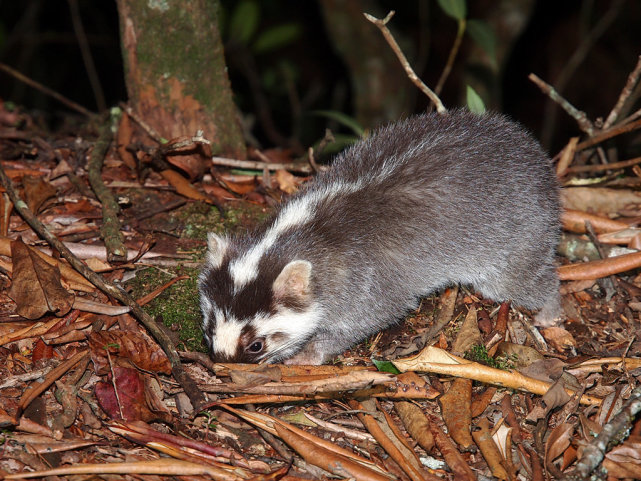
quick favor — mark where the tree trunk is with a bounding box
[116,0,245,158]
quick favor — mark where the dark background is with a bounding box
[1,0,640,154]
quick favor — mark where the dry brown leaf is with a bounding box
[544,422,574,465]
[88,330,171,375]
[274,423,392,481]
[544,377,573,407]
[348,399,432,481]
[274,169,298,194]
[471,417,509,480]
[603,437,641,478]
[0,236,95,292]
[471,387,497,418]
[393,346,602,405]
[22,174,56,213]
[160,169,212,203]
[597,227,641,245]
[394,401,434,452]
[439,377,474,449]
[562,187,641,213]
[429,417,476,481]
[452,305,482,355]
[8,237,74,319]
[221,404,391,479]
[540,327,577,351]
[495,341,544,369]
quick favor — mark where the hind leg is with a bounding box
[532,291,562,327]
[475,260,562,326]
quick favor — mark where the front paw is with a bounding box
[283,344,326,365]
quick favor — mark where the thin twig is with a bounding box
[565,155,641,174]
[0,161,207,412]
[119,102,165,143]
[529,73,594,135]
[211,156,317,174]
[434,19,466,96]
[540,0,624,147]
[575,116,641,151]
[364,11,446,114]
[604,55,641,129]
[0,63,93,117]
[67,0,106,112]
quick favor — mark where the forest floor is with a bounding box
[1,102,641,481]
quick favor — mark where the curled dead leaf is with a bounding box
[8,237,74,319]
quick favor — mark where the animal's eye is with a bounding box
[247,340,264,354]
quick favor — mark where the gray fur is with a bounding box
[199,109,561,365]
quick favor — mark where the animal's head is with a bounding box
[198,233,320,363]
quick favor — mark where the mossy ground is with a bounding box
[126,199,271,351]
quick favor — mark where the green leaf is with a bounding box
[311,110,365,136]
[466,85,486,114]
[229,0,260,44]
[467,19,497,68]
[253,23,302,54]
[372,359,401,374]
[437,0,467,20]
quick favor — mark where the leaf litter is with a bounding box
[2,72,641,481]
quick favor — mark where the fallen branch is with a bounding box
[211,155,316,174]
[87,113,127,263]
[565,386,641,480]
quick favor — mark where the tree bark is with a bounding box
[116,0,245,158]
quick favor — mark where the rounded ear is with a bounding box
[273,260,312,304]
[206,233,229,268]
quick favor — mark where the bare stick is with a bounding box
[435,19,466,96]
[604,55,641,129]
[364,11,446,114]
[119,102,165,143]
[529,73,594,135]
[0,161,206,412]
[67,0,106,112]
[211,156,317,174]
[576,116,641,151]
[0,63,93,118]
[565,155,641,174]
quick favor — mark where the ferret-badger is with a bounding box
[199,109,561,365]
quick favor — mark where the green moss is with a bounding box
[178,201,271,241]
[464,344,516,370]
[127,266,205,352]
[127,199,273,351]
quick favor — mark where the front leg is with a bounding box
[283,340,327,365]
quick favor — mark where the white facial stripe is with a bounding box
[212,315,245,357]
[254,305,321,342]
[228,177,374,292]
[255,306,323,363]
[230,197,313,289]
